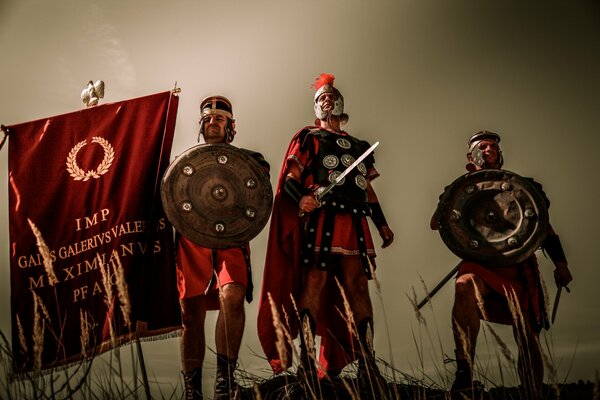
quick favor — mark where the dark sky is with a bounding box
[1,0,599,395]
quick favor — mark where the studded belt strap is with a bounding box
[300,199,372,277]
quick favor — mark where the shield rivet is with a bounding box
[246,208,256,219]
[212,185,227,201]
[450,210,461,222]
[182,165,194,176]
[215,223,225,233]
[486,211,497,223]
[181,202,192,212]
[217,155,228,164]
[246,178,256,188]
[470,240,479,248]
[524,209,535,218]
[465,185,476,194]
[507,237,518,246]
[501,182,513,191]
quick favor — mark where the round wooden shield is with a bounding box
[161,143,273,249]
[436,169,549,267]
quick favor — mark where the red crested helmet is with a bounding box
[312,73,348,122]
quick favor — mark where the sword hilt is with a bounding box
[298,195,322,217]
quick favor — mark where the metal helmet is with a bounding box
[198,95,236,143]
[313,73,346,120]
[466,130,504,170]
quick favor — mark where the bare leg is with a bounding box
[340,257,372,323]
[450,273,490,395]
[513,319,543,398]
[452,273,489,363]
[298,266,328,319]
[180,295,208,371]
[215,282,246,359]
[214,282,246,400]
[297,266,327,386]
[180,295,207,400]
[340,257,387,395]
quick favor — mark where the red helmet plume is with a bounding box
[312,73,336,91]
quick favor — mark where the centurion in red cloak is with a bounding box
[256,126,363,377]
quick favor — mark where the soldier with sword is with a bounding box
[257,73,394,394]
[429,130,573,399]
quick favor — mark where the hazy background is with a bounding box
[1,0,599,396]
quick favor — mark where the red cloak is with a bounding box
[256,127,360,377]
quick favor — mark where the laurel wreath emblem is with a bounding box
[66,136,115,181]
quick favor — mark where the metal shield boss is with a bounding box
[161,144,273,249]
[436,169,549,267]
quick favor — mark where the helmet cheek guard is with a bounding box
[312,74,346,121]
[314,86,344,120]
[466,130,504,170]
[225,119,236,143]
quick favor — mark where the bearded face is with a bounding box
[199,114,236,144]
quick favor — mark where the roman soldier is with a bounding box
[431,130,573,399]
[176,96,269,400]
[257,74,394,394]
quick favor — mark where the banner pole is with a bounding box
[135,337,152,399]
[135,89,180,400]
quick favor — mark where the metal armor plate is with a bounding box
[161,143,273,249]
[436,169,549,267]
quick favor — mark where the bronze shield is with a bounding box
[161,144,272,249]
[436,169,549,267]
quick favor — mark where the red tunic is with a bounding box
[176,236,249,310]
[457,255,547,331]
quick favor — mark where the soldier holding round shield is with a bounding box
[162,96,271,400]
[431,130,573,399]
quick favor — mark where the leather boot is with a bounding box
[450,354,475,400]
[214,354,240,400]
[356,318,388,396]
[296,309,319,389]
[182,368,203,400]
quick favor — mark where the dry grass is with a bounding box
[3,225,596,399]
[0,223,155,399]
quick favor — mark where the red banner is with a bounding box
[7,91,181,374]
